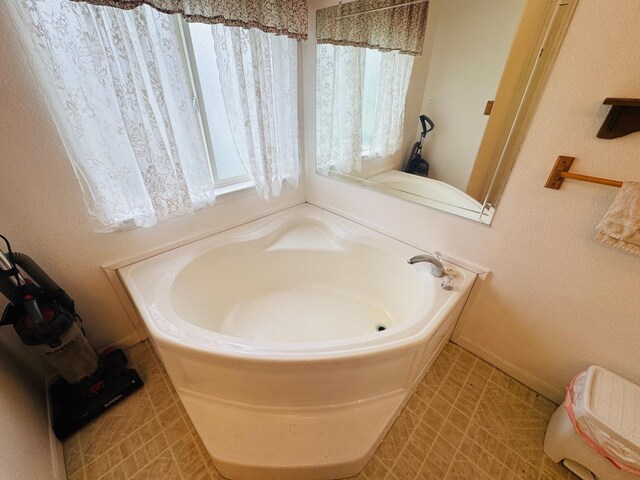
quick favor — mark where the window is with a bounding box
[9,1,300,231]
[179,21,251,189]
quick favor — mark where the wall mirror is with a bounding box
[315,0,578,224]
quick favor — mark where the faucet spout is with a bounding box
[407,254,445,277]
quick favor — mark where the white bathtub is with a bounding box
[367,170,494,223]
[119,204,476,480]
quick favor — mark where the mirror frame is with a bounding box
[312,0,579,224]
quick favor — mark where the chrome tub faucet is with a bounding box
[407,251,445,277]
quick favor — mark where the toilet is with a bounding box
[544,366,640,480]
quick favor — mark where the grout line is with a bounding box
[76,430,89,479]
[438,357,480,479]
[140,339,214,480]
[384,346,464,478]
[446,359,496,478]
[82,343,178,479]
[72,342,208,480]
[455,367,549,479]
[411,344,548,480]
[94,420,167,479]
[150,354,193,480]
[163,434,188,480]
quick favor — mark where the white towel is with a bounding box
[595,181,640,256]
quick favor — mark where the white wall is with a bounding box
[420,0,526,191]
[0,330,56,480]
[306,0,640,402]
[0,6,305,351]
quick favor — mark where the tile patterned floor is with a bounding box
[63,341,577,480]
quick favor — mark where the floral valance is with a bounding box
[71,0,309,40]
[316,0,428,56]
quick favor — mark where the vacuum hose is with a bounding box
[12,253,60,292]
[11,253,76,314]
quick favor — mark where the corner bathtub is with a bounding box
[119,204,476,480]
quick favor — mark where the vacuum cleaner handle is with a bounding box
[420,115,435,136]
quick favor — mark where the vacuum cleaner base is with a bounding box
[50,348,143,440]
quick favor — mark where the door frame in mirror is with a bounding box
[471,0,579,211]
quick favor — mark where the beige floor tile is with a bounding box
[130,448,181,480]
[62,432,83,475]
[438,379,465,405]
[434,349,459,372]
[446,451,491,479]
[171,431,211,479]
[442,343,462,359]
[405,393,429,419]
[429,393,455,419]
[64,341,578,480]
[414,382,439,405]
[439,420,465,449]
[447,408,471,434]
[459,433,494,474]
[389,448,421,480]
[423,407,448,434]
[404,434,433,464]
[427,436,458,473]
[472,358,494,379]
[361,454,388,480]
[67,470,85,480]
[417,439,455,479]
[374,410,420,468]
[412,417,440,450]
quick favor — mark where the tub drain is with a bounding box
[376,324,387,332]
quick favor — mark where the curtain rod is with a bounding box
[333,0,428,20]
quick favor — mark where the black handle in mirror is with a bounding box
[420,115,435,136]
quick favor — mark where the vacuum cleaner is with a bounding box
[0,234,142,440]
[405,114,435,177]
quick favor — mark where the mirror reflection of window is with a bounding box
[362,49,414,160]
[316,0,428,175]
[315,0,579,224]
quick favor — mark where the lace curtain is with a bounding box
[367,51,414,158]
[211,24,300,199]
[316,44,365,174]
[8,0,215,232]
[316,43,414,173]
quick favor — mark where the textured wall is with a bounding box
[419,0,526,191]
[0,7,305,350]
[306,0,640,401]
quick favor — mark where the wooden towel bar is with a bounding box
[544,156,623,190]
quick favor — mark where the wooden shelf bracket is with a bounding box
[597,98,640,139]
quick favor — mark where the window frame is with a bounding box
[174,18,253,190]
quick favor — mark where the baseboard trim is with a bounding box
[46,375,66,480]
[452,335,564,403]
